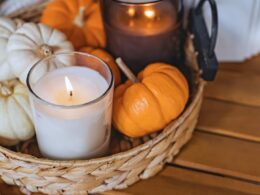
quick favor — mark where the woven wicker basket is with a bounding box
[0,1,205,194]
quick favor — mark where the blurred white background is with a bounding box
[185,0,260,62]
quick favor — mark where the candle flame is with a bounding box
[144,9,155,19]
[127,7,136,17]
[65,76,73,97]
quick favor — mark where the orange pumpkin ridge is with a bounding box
[140,80,168,125]
[141,73,185,121]
[140,64,189,102]
[151,71,188,106]
[41,0,105,49]
[122,83,166,134]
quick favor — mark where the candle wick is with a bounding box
[70,91,73,97]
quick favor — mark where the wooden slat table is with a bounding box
[1,55,260,194]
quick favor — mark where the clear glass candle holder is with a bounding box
[27,52,114,160]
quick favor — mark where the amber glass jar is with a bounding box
[101,0,184,73]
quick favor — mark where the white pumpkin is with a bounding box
[0,17,23,81]
[7,22,74,84]
[0,79,34,146]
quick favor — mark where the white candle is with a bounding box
[30,66,113,160]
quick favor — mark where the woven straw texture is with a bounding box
[0,1,205,194]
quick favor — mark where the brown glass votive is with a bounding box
[101,0,184,74]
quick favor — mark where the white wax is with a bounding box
[30,67,112,160]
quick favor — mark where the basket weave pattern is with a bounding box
[0,88,203,194]
[0,1,205,194]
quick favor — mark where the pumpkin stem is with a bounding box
[40,45,53,57]
[0,84,12,97]
[74,6,86,28]
[116,58,138,83]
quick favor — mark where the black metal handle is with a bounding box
[195,0,218,57]
[177,0,184,22]
[189,0,219,81]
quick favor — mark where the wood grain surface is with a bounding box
[198,98,260,142]
[106,166,260,195]
[174,131,260,183]
[205,69,260,106]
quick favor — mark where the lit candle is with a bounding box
[27,53,114,160]
[65,76,73,98]
[144,9,155,19]
[101,0,182,73]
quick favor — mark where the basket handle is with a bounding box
[189,0,219,81]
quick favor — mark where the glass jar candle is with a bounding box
[27,52,114,160]
[101,0,183,73]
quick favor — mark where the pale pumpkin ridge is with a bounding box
[0,27,11,38]
[6,98,21,139]
[14,33,39,49]
[8,34,36,51]
[28,23,44,46]
[39,25,51,46]
[13,95,32,122]
[121,85,148,133]
[141,79,168,125]
[9,96,33,140]
[13,85,32,118]
[8,48,34,55]
[44,27,57,47]
[51,61,59,70]
[12,93,26,98]
[0,28,10,38]
[0,98,16,138]
[0,18,14,32]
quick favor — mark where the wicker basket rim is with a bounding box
[0,79,205,166]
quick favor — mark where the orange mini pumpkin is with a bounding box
[41,0,105,49]
[79,47,121,86]
[113,63,189,138]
